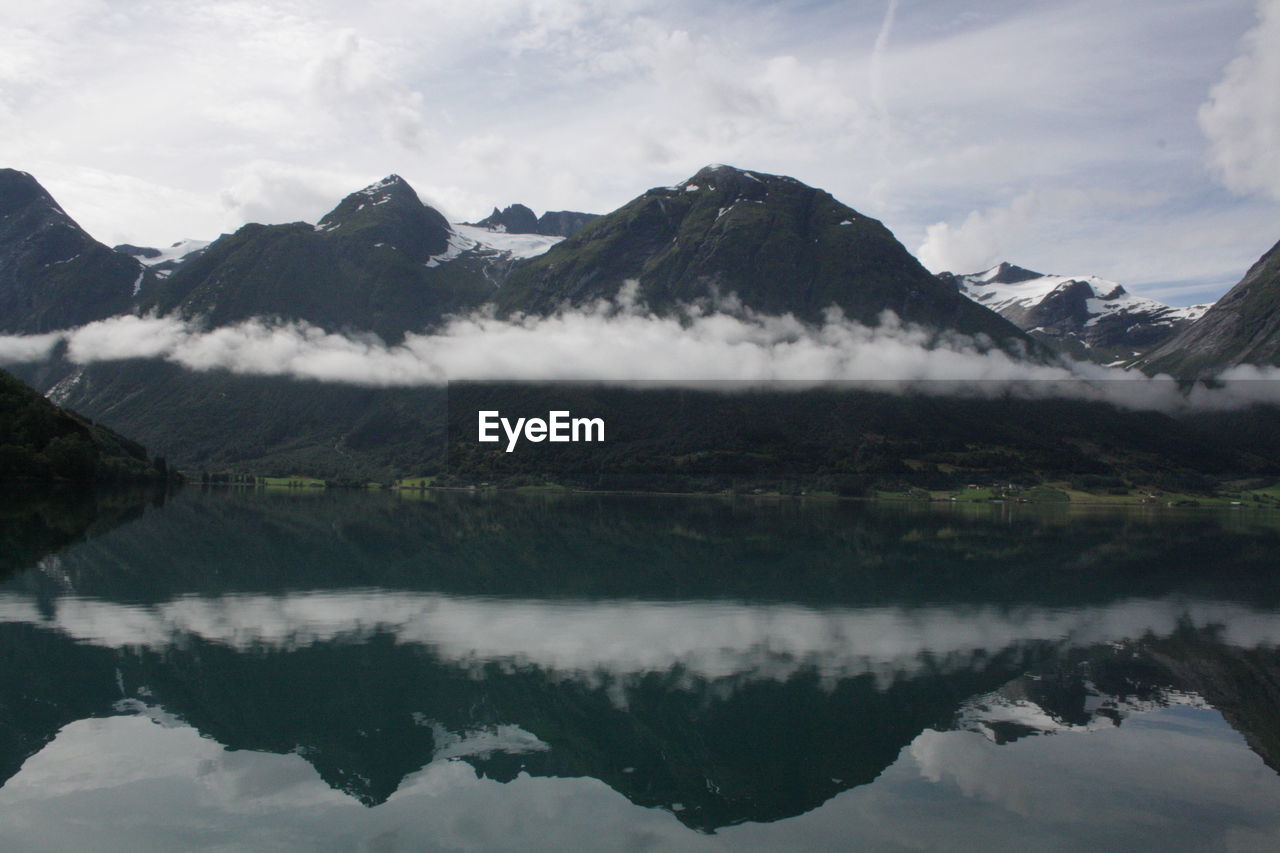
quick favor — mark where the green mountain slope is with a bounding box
[25,359,445,480]
[0,367,171,481]
[142,175,497,340]
[495,165,1032,346]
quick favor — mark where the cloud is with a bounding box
[0,331,63,363]
[305,28,432,152]
[869,0,899,120]
[37,301,1077,387]
[916,191,1040,274]
[1199,0,1280,200]
[3,296,1279,412]
[218,161,368,227]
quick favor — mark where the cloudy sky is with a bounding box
[2,0,1277,305]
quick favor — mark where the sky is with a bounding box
[2,0,1278,306]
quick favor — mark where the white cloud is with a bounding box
[3,298,1278,410]
[1200,0,1280,200]
[217,161,369,227]
[869,0,899,120]
[42,302,1076,388]
[916,191,1040,274]
[0,331,63,363]
[306,28,433,151]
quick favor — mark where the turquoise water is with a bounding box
[1,488,1279,851]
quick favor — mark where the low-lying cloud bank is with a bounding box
[1,295,1278,412]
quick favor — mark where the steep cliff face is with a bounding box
[1140,238,1280,376]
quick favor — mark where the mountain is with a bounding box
[940,262,1210,364]
[0,169,146,333]
[474,203,598,237]
[1138,238,1280,377]
[494,165,1032,346]
[0,366,172,481]
[140,175,501,340]
[475,203,539,234]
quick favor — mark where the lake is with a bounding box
[2,487,1280,851]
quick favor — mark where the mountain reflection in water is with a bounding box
[1,488,1279,850]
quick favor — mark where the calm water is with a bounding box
[2,488,1280,851]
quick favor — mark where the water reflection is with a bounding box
[0,489,1278,848]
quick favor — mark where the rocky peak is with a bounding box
[314,174,450,262]
[676,164,783,202]
[473,204,599,238]
[975,262,1044,285]
[113,244,163,260]
[317,175,428,225]
[475,204,539,234]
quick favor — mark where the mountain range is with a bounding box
[0,165,1037,343]
[1,163,1279,479]
[4,163,1271,373]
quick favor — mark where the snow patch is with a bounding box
[424,231,478,268]
[956,267,1213,327]
[355,176,402,207]
[134,239,209,268]
[453,224,563,260]
[46,367,85,406]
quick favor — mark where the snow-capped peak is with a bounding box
[352,175,409,208]
[359,174,405,195]
[955,264,1210,325]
